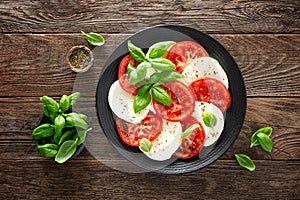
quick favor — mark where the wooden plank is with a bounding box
[0,34,299,97]
[0,160,299,199]
[0,0,299,34]
[0,97,299,161]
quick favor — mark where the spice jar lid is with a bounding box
[66,45,94,73]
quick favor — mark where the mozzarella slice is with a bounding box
[108,80,150,124]
[192,102,224,146]
[180,57,229,88]
[143,120,182,161]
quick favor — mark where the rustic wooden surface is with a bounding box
[0,0,299,199]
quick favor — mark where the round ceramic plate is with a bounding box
[96,25,246,174]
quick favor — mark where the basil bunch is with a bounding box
[32,92,92,163]
[127,40,184,113]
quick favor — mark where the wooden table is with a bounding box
[1,1,299,199]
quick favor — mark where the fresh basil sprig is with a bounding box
[139,138,153,153]
[146,41,176,59]
[235,154,256,171]
[32,92,91,163]
[202,112,217,128]
[250,127,272,148]
[81,31,105,46]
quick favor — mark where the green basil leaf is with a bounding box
[55,139,78,164]
[127,63,135,73]
[159,71,184,84]
[59,95,70,113]
[235,154,255,171]
[58,129,77,145]
[42,105,58,123]
[137,83,153,96]
[139,138,152,153]
[129,61,148,85]
[81,31,105,46]
[150,58,176,71]
[69,92,81,106]
[257,132,273,152]
[181,124,200,139]
[250,127,273,148]
[40,96,59,113]
[65,112,87,120]
[65,116,88,129]
[134,91,151,113]
[127,40,146,62]
[74,128,92,146]
[54,115,65,144]
[151,86,171,106]
[146,41,176,59]
[36,143,59,158]
[202,112,217,128]
[32,123,54,140]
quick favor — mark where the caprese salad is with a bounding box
[108,40,231,161]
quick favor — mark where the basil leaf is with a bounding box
[55,139,78,164]
[74,128,92,146]
[235,154,256,171]
[127,63,135,73]
[134,91,151,113]
[65,116,88,129]
[159,71,184,84]
[151,86,171,106]
[54,115,66,144]
[146,41,176,59]
[181,124,200,139]
[58,130,77,145]
[202,112,217,128]
[59,95,70,113]
[65,112,87,120]
[32,123,54,140]
[42,105,58,122]
[137,83,153,96]
[150,58,176,71]
[127,40,146,62]
[40,96,59,113]
[257,132,273,152]
[69,92,81,106]
[250,127,272,148]
[36,143,59,158]
[129,61,148,85]
[139,138,152,153]
[81,31,105,46]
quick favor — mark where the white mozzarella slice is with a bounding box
[192,102,224,147]
[180,57,229,88]
[108,80,150,124]
[144,120,182,161]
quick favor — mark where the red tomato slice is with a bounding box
[118,54,140,95]
[174,116,206,159]
[115,112,163,147]
[153,81,196,122]
[189,78,231,113]
[166,41,208,73]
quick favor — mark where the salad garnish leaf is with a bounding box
[150,58,176,71]
[129,62,149,85]
[181,124,201,139]
[235,154,255,171]
[151,85,172,107]
[202,112,217,128]
[133,90,151,113]
[146,41,175,59]
[127,63,135,73]
[250,127,272,148]
[257,132,273,152]
[127,40,146,62]
[55,139,78,164]
[81,31,105,46]
[139,138,153,153]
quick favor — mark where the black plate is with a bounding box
[96,25,246,174]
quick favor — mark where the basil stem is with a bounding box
[202,112,217,128]
[235,154,256,171]
[81,31,105,46]
[146,41,175,59]
[181,124,200,139]
[151,86,171,106]
[250,127,272,148]
[127,40,146,62]
[139,138,152,153]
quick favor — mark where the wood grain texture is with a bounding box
[0,97,299,161]
[0,0,299,34]
[0,34,299,97]
[0,160,299,199]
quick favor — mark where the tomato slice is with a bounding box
[118,54,140,95]
[174,116,206,159]
[166,41,208,73]
[189,78,231,113]
[153,81,196,122]
[115,112,163,147]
